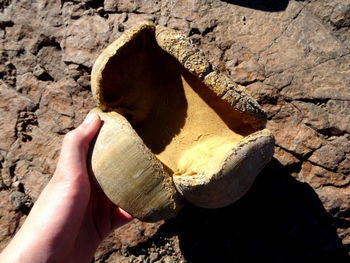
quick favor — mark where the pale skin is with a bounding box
[0,112,133,263]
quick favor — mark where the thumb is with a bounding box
[54,112,102,182]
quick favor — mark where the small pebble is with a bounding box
[9,191,28,210]
[163,256,176,263]
[149,252,159,263]
[33,65,46,78]
[12,181,21,189]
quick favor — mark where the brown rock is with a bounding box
[0,82,36,152]
[308,0,350,48]
[326,100,350,134]
[309,136,350,172]
[246,82,278,105]
[260,7,348,75]
[36,46,65,81]
[281,55,350,102]
[37,79,76,134]
[268,122,325,158]
[0,191,22,250]
[105,0,162,14]
[123,13,156,29]
[274,146,300,167]
[61,16,113,67]
[116,220,163,248]
[299,161,350,189]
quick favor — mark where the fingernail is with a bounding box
[83,112,97,124]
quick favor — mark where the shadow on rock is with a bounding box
[222,0,304,12]
[155,158,350,262]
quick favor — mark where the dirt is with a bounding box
[0,0,349,262]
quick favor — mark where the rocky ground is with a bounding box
[0,0,350,262]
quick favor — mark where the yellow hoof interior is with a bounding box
[99,30,254,177]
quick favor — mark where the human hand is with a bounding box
[0,112,133,263]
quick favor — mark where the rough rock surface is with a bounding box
[0,0,349,261]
